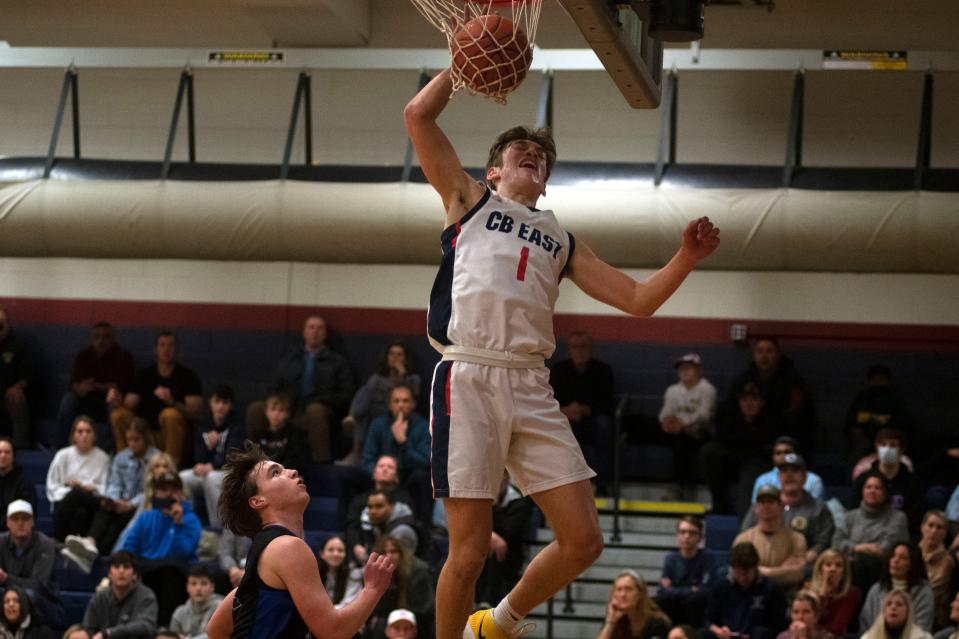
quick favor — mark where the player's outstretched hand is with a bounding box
[363,551,396,595]
[680,216,720,262]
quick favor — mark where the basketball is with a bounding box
[450,14,533,99]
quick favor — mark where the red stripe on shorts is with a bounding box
[445,365,452,416]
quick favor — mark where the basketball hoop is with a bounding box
[410,0,543,102]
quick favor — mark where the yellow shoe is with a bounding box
[463,609,535,639]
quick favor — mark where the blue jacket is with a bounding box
[122,500,201,562]
[104,447,160,506]
[361,411,431,476]
[657,548,720,599]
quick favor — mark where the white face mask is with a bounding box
[878,445,900,465]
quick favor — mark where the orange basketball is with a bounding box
[450,14,533,99]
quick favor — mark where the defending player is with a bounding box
[404,68,721,639]
[205,443,394,639]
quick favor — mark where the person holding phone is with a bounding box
[121,471,201,627]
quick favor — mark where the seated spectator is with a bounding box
[917,511,953,630]
[360,385,432,523]
[385,608,418,639]
[658,353,717,498]
[846,365,913,462]
[549,331,615,493]
[668,626,700,639]
[741,454,834,566]
[853,429,921,527]
[861,590,933,639]
[852,429,915,480]
[700,383,780,516]
[111,452,177,554]
[475,473,531,607]
[45,416,109,541]
[169,565,223,639]
[340,340,422,466]
[777,590,834,639]
[343,456,414,563]
[318,536,363,609]
[598,570,671,639]
[214,526,250,595]
[724,337,815,452]
[933,592,959,639]
[179,385,244,528]
[859,543,935,634]
[349,489,424,563]
[366,536,434,639]
[255,394,310,473]
[808,549,862,637]
[1,584,54,639]
[82,551,158,639]
[0,308,36,451]
[110,331,203,467]
[751,437,824,502]
[834,472,909,592]
[57,321,134,453]
[0,500,61,626]
[77,418,159,557]
[0,439,35,532]
[122,472,201,626]
[60,625,90,639]
[734,485,807,590]
[656,515,718,627]
[704,541,788,639]
[246,316,355,463]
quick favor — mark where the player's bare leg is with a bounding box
[507,479,603,613]
[437,497,494,639]
[463,479,603,638]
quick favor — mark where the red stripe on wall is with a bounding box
[2,297,958,351]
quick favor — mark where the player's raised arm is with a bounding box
[267,537,395,639]
[568,216,720,317]
[403,68,486,223]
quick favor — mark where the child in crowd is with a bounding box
[256,393,310,472]
[169,565,224,638]
[776,590,833,639]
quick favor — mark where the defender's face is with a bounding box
[252,461,308,512]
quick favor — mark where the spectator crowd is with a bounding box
[0,306,955,639]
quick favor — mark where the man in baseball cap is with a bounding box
[659,352,716,499]
[0,498,62,624]
[386,609,418,639]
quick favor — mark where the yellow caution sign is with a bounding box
[208,51,285,66]
[823,50,907,71]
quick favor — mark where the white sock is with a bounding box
[492,596,522,633]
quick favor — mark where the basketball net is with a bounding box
[409,0,543,102]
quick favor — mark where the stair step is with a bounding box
[595,497,706,515]
[529,544,666,570]
[532,600,606,618]
[524,616,605,639]
[534,528,675,549]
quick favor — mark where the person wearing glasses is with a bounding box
[655,515,719,626]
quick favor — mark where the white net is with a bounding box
[410,0,543,102]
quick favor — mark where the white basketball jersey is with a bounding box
[428,187,575,358]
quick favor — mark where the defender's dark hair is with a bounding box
[218,441,270,538]
[486,125,557,185]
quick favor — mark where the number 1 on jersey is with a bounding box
[516,247,530,281]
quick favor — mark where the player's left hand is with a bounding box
[680,216,720,262]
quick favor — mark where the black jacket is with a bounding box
[270,346,355,417]
[0,464,35,532]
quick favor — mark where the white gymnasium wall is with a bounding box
[1,258,957,327]
[1,68,957,168]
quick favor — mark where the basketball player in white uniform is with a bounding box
[404,68,720,639]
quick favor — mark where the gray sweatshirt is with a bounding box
[82,580,158,638]
[832,504,908,555]
[859,582,935,633]
[170,594,224,639]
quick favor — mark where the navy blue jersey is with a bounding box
[231,525,313,638]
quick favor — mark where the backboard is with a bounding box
[557,0,664,108]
